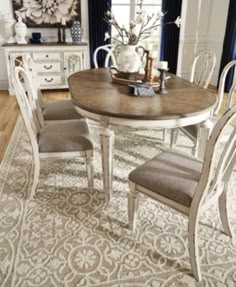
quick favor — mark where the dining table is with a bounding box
[68,68,217,202]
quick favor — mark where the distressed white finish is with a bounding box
[129,104,236,281]
[3,44,89,95]
[12,66,93,197]
[93,44,117,68]
[100,123,115,202]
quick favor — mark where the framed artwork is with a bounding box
[12,0,81,27]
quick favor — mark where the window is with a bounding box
[111,0,162,49]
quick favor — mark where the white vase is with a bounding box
[116,45,144,75]
[3,15,16,44]
[15,17,27,44]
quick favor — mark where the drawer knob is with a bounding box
[45,78,53,82]
[44,65,53,70]
[45,55,49,58]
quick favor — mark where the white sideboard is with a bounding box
[3,43,90,95]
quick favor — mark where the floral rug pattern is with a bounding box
[0,118,236,287]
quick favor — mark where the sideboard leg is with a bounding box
[100,126,114,202]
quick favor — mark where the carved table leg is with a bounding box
[100,125,114,202]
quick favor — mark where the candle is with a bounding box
[158,61,168,70]
[61,17,66,26]
[145,42,153,51]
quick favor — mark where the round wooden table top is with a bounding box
[69,68,216,121]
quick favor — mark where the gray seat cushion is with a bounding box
[38,119,92,153]
[43,100,84,121]
[129,149,203,207]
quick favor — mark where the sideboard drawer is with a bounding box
[39,75,64,86]
[32,52,61,61]
[35,62,61,73]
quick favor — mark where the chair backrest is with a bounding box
[190,50,216,89]
[214,60,236,115]
[93,44,117,68]
[192,104,236,211]
[20,54,45,128]
[12,66,41,158]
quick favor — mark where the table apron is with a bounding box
[74,106,212,129]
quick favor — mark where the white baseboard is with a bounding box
[0,80,8,90]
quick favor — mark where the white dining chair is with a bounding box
[170,50,218,155]
[12,66,94,197]
[93,44,117,68]
[190,50,216,89]
[128,103,236,281]
[13,54,84,128]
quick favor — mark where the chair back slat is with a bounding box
[21,54,45,128]
[190,50,216,89]
[13,67,41,146]
[192,104,236,208]
[93,44,117,68]
[214,60,236,115]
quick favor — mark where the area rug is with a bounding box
[1,117,236,287]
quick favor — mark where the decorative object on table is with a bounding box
[104,0,181,78]
[109,66,160,87]
[128,83,155,97]
[115,45,145,79]
[71,20,83,44]
[143,49,158,83]
[29,32,42,44]
[12,0,81,28]
[157,61,168,94]
[3,14,16,43]
[15,16,27,44]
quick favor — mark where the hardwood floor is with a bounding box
[0,89,69,162]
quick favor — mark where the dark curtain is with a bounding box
[160,0,182,74]
[218,0,236,92]
[88,0,111,68]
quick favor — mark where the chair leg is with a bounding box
[162,129,167,142]
[219,182,232,237]
[188,216,201,281]
[128,182,139,231]
[170,129,178,147]
[86,156,94,190]
[32,154,40,198]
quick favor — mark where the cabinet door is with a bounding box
[64,50,88,80]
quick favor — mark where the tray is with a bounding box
[110,72,160,88]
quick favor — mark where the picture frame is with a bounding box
[12,0,81,28]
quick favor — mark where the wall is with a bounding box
[0,0,89,90]
[177,0,229,86]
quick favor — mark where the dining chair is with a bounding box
[190,50,216,89]
[128,104,236,281]
[16,54,84,128]
[93,44,117,68]
[12,66,94,196]
[170,51,218,155]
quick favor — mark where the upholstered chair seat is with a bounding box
[38,119,92,153]
[129,149,202,207]
[43,100,84,121]
[13,66,94,197]
[129,104,236,281]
